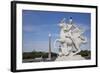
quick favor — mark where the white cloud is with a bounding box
[22,40,59,53]
[23,24,43,34]
[22,23,91,53]
[76,23,90,33]
[23,25,33,32]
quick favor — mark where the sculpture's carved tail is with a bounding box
[54,39,60,49]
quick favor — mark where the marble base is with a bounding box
[55,55,85,61]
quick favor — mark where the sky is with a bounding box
[22,10,91,53]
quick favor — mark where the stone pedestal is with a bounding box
[55,55,85,61]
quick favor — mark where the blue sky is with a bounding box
[22,10,91,53]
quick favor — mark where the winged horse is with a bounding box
[54,18,87,56]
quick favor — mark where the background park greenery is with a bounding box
[23,50,91,60]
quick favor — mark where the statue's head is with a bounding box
[59,23,66,28]
[59,18,66,28]
[58,17,73,31]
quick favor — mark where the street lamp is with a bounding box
[48,33,51,60]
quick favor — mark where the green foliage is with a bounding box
[23,50,91,60]
[77,50,91,59]
[23,51,58,59]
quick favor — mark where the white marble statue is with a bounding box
[54,17,87,57]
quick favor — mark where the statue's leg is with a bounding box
[54,39,63,57]
[62,43,69,56]
[58,52,63,57]
[68,45,74,56]
[58,42,64,57]
[73,43,81,56]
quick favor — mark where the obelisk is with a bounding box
[48,33,51,60]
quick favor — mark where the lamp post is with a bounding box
[48,33,51,60]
